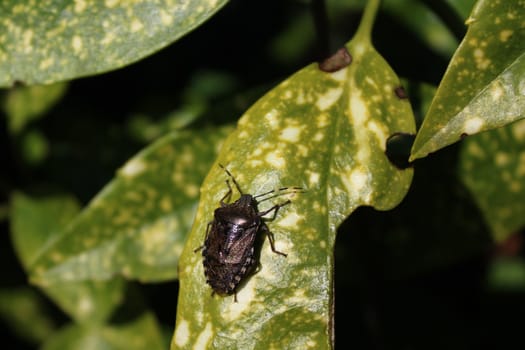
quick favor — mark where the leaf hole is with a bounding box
[385,133,415,169]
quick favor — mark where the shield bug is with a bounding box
[195,165,301,301]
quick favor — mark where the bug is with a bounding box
[195,165,301,301]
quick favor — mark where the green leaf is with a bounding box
[42,312,165,350]
[30,126,233,286]
[2,82,67,134]
[459,118,525,242]
[10,192,80,270]
[0,287,56,344]
[487,257,525,291]
[411,0,525,160]
[19,129,50,165]
[10,193,125,324]
[45,279,126,324]
[172,1,415,348]
[0,0,228,86]
[445,0,477,19]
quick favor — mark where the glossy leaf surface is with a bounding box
[172,1,415,348]
[0,0,228,86]
[411,0,525,160]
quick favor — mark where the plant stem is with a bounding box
[354,0,381,43]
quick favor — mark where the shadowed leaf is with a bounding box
[10,193,125,324]
[0,287,56,344]
[2,82,68,134]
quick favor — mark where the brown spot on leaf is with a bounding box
[394,86,408,99]
[318,47,352,73]
[494,232,523,257]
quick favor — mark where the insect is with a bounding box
[195,164,301,301]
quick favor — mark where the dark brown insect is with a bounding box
[195,165,301,301]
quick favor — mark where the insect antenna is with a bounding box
[219,164,304,202]
[254,186,303,203]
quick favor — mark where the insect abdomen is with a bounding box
[203,246,255,294]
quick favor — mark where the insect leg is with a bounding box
[261,224,287,257]
[194,222,212,253]
[219,180,233,204]
[257,200,291,219]
[253,187,303,201]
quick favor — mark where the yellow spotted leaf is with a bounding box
[411,0,525,160]
[172,1,415,348]
[459,118,525,242]
[29,126,232,286]
[0,0,228,86]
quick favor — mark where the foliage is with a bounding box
[0,0,523,349]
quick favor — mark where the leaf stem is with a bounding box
[354,0,381,43]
